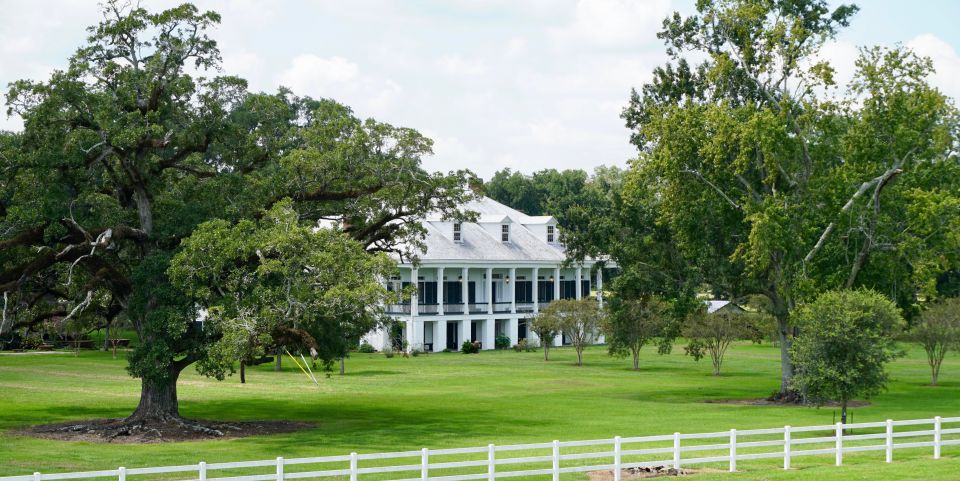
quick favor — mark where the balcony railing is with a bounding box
[385,299,566,315]
[493,302,512,313]
[443,303,464,314]
[385,303,411,314]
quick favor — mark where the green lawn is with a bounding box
[0,342,958,480]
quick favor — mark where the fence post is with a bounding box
[199,461,207,481]
[886,419,893,463]
[552,440,560,481]
[613,436,621,481]
[729,429,737,472]
[783,426,791,470]
[934,416,942,460]
[276,456,284,481]
[118,467,126,481]
[835,423,843,466]
[350,452,358,481]
[673,432,681,470]
[33,473,40,481]
[488,444,496,481]
[420,448,428,481]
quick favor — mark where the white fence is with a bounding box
[3,416,957,481]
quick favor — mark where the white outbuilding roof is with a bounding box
[704,300,745,314]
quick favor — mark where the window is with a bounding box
[547,225,555,243]
[501,224,510,242]
[453,223,462,242]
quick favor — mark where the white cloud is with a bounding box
[423,130,484,173]
[550,0,671,49]
[818,40,860,90]
[276,55,359,93]
[908,34,960,100]
[437,54,488,76]
[505,36,528,58]
[221,50,265,84]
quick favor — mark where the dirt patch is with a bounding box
[589,466,719,480]
[19,419,314,443]
[705,398,870,407]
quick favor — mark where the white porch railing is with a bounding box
[2,416,957,481]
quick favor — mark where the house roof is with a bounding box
[406,196,576,265]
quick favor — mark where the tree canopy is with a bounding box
[790,289,904,422]
[0,1,473,431]
[615,0,959,398]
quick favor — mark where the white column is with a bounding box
[597,268,603,308]
[553,266,560,300]
[484,318,495,350]
[461,319,472,343]
[528,326,540,345]
[437,266,444,316]
[462,267,469,313]
[434,320,446,352]
[508,317,518,346]
[486,267,493,314]
[532,267,540,313]
[411,267,419,316]
[575,266,582,300]
[404,319,413,351]
[509,267,516,313]
[381,326,391,351]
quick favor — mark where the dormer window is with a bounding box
[547,225,555,243]
[501,224,510,242]
[453,223,462,242]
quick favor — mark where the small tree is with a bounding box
[604,296,673,370]
[790,290,905,424]
[907,298,960,386]
[529,311,561,361]
[551,298,605,366]
[684,310,759,376]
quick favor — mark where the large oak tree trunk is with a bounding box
[777,322,793,393]
[768,292,799,402]
[126,368,182,423]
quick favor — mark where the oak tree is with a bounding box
[0,2,473,432]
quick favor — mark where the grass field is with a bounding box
[0,342,958,480]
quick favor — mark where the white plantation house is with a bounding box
[363,196,605,352]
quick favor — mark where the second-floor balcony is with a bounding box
[385,300,557,315]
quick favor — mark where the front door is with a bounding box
[446,322,458,350]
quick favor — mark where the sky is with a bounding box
[1,0,959,180]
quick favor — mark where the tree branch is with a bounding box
[681,169,741,210]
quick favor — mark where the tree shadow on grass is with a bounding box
[341,370,403,377]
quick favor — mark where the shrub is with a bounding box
[411,348,425,357]
[512,339,537,352]
[22,334,43,350]
[383,345,395,358]
[358,342,375,353]
[461,340,480,354]
[495,334,511,350]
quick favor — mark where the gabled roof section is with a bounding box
[705,300,745,314]
[521,215,556,225]
[408,196,574,263]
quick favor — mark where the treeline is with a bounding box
[484,0,960,405]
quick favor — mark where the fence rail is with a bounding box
[3,416,957,481]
